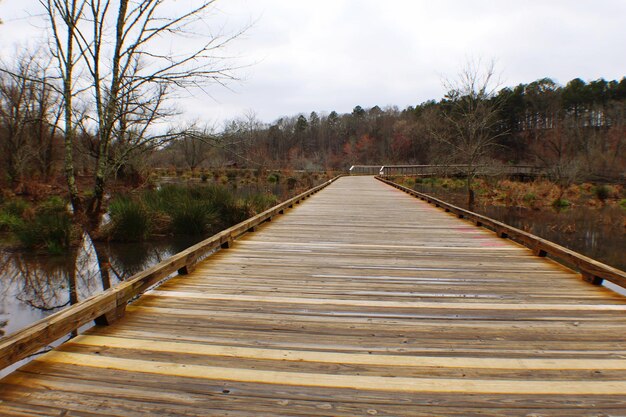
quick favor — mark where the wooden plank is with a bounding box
[34,351,626,395]
[148,290,626,311]
[69,335,626,370]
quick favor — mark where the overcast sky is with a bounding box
[1,0,625,127]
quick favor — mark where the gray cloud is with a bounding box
[2,0,625,125]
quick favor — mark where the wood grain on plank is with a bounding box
[35,351,626,395]
[69,335,626,370]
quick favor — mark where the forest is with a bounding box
[3,67,624,192]
[161,76,625,178]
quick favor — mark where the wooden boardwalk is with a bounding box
[1,176,626,416]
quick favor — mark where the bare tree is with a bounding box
[531,123,585,199]
[41,0,245,227]
[178,129,213,172]
[431,60,507,210]
[0,49,61,184]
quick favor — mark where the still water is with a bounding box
[0,234,202,338]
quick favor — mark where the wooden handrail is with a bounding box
[376,176,626,290]
[378,164,542,177]
[349,165,383,175]
[0,176,342,371]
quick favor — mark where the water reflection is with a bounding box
[97,235,201,278]
[0,233,201,340]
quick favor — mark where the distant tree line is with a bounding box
[154,76,625,179]
[2,71,625,193]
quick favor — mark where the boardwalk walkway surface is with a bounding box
[1,176,626,416]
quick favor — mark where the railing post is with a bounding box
[94,304,126,326]
[582,271,604,286]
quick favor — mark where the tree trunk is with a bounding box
[61,0,82,216]
[67,246,79,338]
[87,174,106,229]
[466,175,475,211]
[93,237,112,291]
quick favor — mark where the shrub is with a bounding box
[402,177,416,187]
[620,199,626,209]
[226,170,238,182]
[594,185,611,201]
[286,177,298,190]
[267,172,280,183]
[109,183,277,239]
[3,199,29,216]
[523,192,537,205]
[170,199,218,235]
[108,197,151,241]
[0,211,24,232]
[246,193,278,214]
[552,198,571,209]
[13,198,74,253]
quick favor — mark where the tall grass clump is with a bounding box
[594,185,611,201]
[0,211,23,232]
[142,184,250,235]
[4,198,30,216]
[552,198,571,209]
[106,184,282,241]
[286,176,298,190]
[267,172,280,183]
[523,192,537,205]
[13,197,74,254]
[169,197,218,235]
[108,197,151,241]
[245,193,278,214]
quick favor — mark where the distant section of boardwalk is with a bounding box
[1,176,626,416]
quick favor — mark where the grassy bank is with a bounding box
[0,196,75,254]
[149,168,334,191]
[0,169,334,252]
[0,183,281,252]
[391,176,626,210]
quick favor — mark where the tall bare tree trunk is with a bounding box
[62,1,82,215]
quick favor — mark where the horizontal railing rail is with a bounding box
[349,165,383,175]
[379,164,542,177]
[376,176,626,290]
[0,176,342,371]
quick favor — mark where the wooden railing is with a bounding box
[379,164,541,177]
[0,176,342,371]
[349,165,383,175]
[376,176,626,290]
